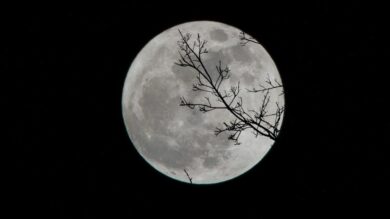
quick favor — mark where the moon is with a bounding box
[122,21,284,184]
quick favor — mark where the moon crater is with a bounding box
[210,28,228,42]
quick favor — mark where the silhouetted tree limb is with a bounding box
[240,31,285,137]
[175,30,284,144]
[246,73,284,96]
[239,31,283,95]
[183,169,192,184]
[239,31,259,46]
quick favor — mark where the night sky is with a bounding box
[7,2,387,218]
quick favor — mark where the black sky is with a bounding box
[6,2,388,218]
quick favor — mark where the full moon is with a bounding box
[122,21,284,184]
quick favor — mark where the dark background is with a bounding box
[6,1,388,218]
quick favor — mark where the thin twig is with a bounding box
[183,169,192,184]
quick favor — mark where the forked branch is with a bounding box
[239,31,259,46]
[176,30,284,144]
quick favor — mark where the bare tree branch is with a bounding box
[239,31,284,96]
[246,73,284,95]
[240,30,285,138]
[239,31,259,46]
[183,169,192,184]
[175,30,284,144]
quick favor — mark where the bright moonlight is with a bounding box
[122,21,285,184]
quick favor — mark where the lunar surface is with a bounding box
[122,21,284,184]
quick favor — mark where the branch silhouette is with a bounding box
[239,31,259,46]
[183,169,192,184]
[240,31,285,124]
[246,73,284,96]
[175,30,284,144]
